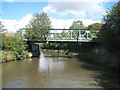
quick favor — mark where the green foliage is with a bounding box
[0,21,3,33]
[2,51,13,62]
[98,1,120,53]
[71,43,93,53]
[2,34,28,60]
[79,51,119,71]
[25,12,51,41]
[41,43,67,51]
[60,31,68,37]
[0,21,6,49]
[86,23,102,30]
[69,20,85,29]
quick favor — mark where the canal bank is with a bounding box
[1,50,30,63]
[77,51,120,72]
[2,52,120,88]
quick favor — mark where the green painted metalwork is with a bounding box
[19,29,99,42]
[46,29,99,42]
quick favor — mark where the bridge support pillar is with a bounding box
[26,41,40,57]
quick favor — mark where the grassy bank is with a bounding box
[1,50,29,63]
[78,51,120,71]
[1,34,30,63]
[1,51,13,63]
[42,49,78,58]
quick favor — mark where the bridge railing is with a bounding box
[18,29,99,42]
[46,29,99,42]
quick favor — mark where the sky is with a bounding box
[1,0,119,33]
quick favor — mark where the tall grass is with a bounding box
[78,51,119,71]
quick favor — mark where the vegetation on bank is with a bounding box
[86,2,119,71]
[1,34,29,63]
[78,51,120,71]
[87,1,120,71]
[42,49,78,58]
[98,1,120,54]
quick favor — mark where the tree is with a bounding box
[69,20,85,29]
[86,23,102,30]
[25,12,51,41]
[0,21,6,34]
[98,1,120,53]
[0,21,6,49]
[0,21,3,33]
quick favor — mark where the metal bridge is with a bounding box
[19,29,99,43]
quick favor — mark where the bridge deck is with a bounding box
[47,39,93,42]
[20,29,99,43]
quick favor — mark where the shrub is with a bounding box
[78,51,120,71]
[2,34,28,60]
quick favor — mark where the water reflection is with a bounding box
[2,52,120,88]
[38,53,64,74]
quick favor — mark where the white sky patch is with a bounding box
[2,0,119,2]
[43,5,56,13]
[15,14,33,30]
[47,0,118,2]
[51,18,101,29]
[2,19,17,33]
[2,14,33,33]
[82,19,101,26]
[4,0,15,2]
[51,18,73,29]
[42,2,106,19]
[2,14,101,33]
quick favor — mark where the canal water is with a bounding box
[2,53,119,88]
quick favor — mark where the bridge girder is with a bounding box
[19,29,99,43]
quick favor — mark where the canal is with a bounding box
[2,52,119,88]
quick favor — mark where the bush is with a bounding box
[2,34,28,60]
[98,1,120,53]
[2,51,13,62]
[78,51,120,71]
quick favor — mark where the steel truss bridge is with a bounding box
[19,29,99,43]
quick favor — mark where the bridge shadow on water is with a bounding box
[78,59,120,89]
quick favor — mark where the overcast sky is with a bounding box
[1,0,119,33]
